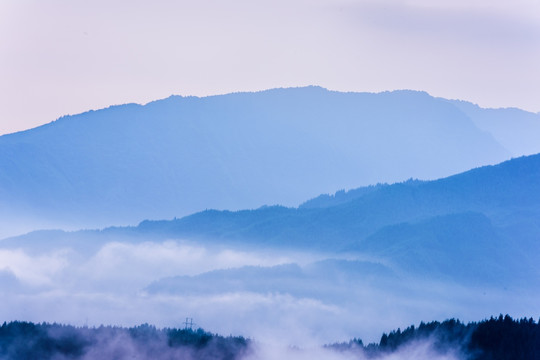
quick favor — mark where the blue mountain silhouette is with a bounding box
[1,86,538,235]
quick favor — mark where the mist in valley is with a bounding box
[1,234,537,349]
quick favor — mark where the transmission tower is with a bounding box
[183,317,195,330]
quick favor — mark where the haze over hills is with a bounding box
[121,153,540,285]
[5,153,540,288]
[2,152,539,342]
[4,86,540,236]
[448,99,540,157]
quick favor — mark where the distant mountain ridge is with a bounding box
[448,99,540,156]
[133,153,540,285]
[5,153,540,287]
[132,153,540,241]
[1,86,539,236]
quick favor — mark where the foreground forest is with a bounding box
[0,322,250,360]
[331,315,539,360]
[0,315,537,359]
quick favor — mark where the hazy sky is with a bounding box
[1,0,539,135]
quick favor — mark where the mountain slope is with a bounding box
[0,87,512,235]
[128,153,540,249]
[119,153,540,285]
[5,153,539,286]
[449,99,540,156]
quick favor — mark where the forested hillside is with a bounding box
[0,322,249,360]
[4,153,540,287]
[1,316,537,360]
[332,315,540,360]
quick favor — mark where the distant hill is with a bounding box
[128,153,540,285]
[449,99,540,156]
[145,260,396,298]
[1,86,528,236]
[5,153,540,287]
[131,153,540,243]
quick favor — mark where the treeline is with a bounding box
[1,315,538,359]
[0,322,249,360]
[330,315,539,359]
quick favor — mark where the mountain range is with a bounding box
[4,152,540,289]
[2,86,539,236]
[129,153,540,286]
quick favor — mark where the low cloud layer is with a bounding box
[247,339,463,360]
[0,248,69,286]
[0,238,538,346]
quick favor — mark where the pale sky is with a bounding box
[1,0,539,135]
